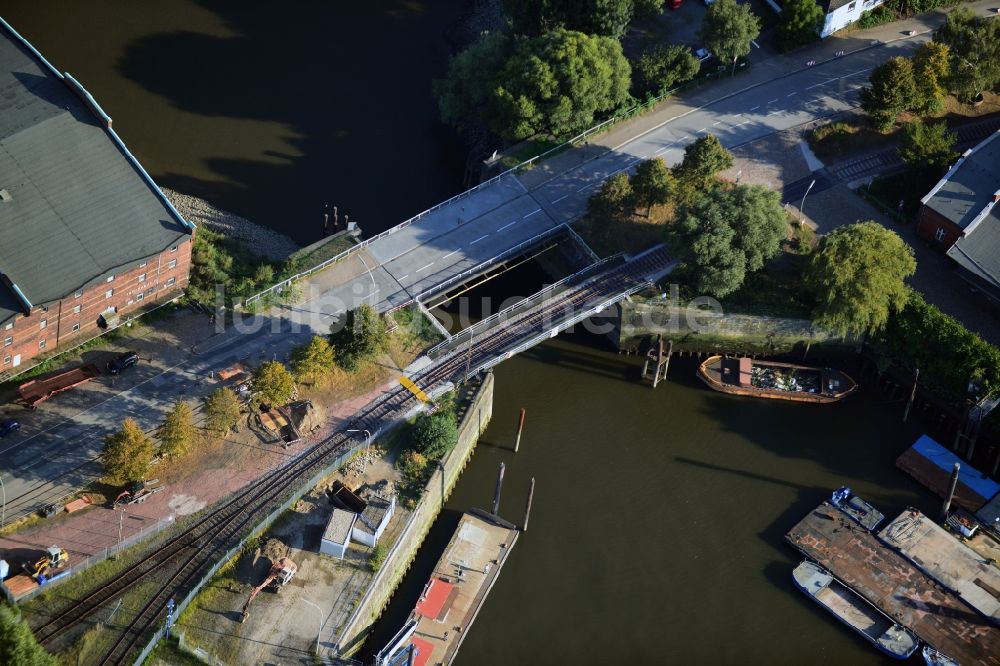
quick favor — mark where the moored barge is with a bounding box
[697,355,857,403]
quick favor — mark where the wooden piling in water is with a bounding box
[513,408,526,453]
[492,463,505,516]
[940,462,961,521]
[522,477,535,532]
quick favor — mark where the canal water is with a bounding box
[364,264,939,665]
[7,5,945,663]
[2,0,467,245]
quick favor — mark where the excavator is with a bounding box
[240,556,297,622]
[23,546,69,583]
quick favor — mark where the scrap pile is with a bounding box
[750,367,820,393]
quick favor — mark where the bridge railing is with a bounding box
[425,249,626,359]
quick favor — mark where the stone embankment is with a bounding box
[161,188,299,261]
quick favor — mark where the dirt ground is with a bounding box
[174,445,410,666]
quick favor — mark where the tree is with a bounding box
[397,449,429,484]
[0,604,58,666]
[290,335,336,385]
[898,119,957,182]
[803,222,916,337]
[934,8,1000,104]
[253,361,296,408]
[103,418,155,484]
[776,0,824,52]
[409,411,459,460]
[204,387,242,433]
[860,57,917,131]
[673,133,733,195]
[632,44,700,96]
[631,158,674,216]
[911,42,950,114]
[588,172,634,222]
[503,0,656,38]
[436,29,631,141]
[666,185,786,297]
[157,401,194,458]
[699,0,760,75]
[330,303,389,372]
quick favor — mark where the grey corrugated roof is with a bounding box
[323,508,356,544]
[0,284,20,324]
[0,20,190,325]
[947,209,1000,292]
[923,131,1000,230]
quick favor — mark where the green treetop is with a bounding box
[103,417,155,485]
[699,0,761,75]
[330,303,389,372]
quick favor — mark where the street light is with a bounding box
[347,429,372,473]
[799,178,816,224]
[300,597,323,655]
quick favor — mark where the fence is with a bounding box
[2,513,175,605]
[130,440,366,665]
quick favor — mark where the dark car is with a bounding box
[0,418,20,438]
[107,351,140,375]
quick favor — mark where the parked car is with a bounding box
[694,47,712,62]
[107,351,140,375]
[0,418,19,438]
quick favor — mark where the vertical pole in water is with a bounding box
[940,462,961,521]
[903,367,919,423]
[492,463,505,517]
[522,477,535,532]
[513,408,526,453]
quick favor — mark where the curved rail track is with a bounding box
[32,246,670,664]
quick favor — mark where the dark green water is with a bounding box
[3,0,466,244]
[5,5,948,663]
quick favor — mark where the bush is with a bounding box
[857,5,896,29]
[632,44,700,96]
[329,304,388,372]
[0,604,58,666]
[397,449,429,484]
[369,542,388,573]
[409,411,458,460]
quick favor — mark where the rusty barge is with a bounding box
[697,355,857,403]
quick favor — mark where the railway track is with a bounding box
[33,246,670,664]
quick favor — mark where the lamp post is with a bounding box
[347,429,372,473]
[300,597,323,655]
[116,506,126,560]
[799,179,816,224]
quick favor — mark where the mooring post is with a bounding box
[522,477,535,532]
[492,462,505,516]
[903,367,919,423]
[513,408,526,453]
[940,462,961,521]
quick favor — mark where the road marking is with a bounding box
[654,146,670,155]
[786,92,797,97]
[470,234,489,244]
[767,98,779,104]
[844,67,874,78]
[551,194,569,204]
[696,128,707,134]
[806,81,825,90]
[416,262,435,273]
[498,220,519,231]
[576,182,596,192]
[713,121,722,126]
[524,208,542,218]
[441,250,459,260]
[749,105,760,111]
[398,274,409,280]
[735,120,751,127]
[768,109,782,116]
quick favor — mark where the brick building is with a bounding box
[916,130,1000,304]
[0,19,195,376]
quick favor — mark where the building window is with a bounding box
[106,289,114,299]
[72,322,81,332]
[38,339,46,350]
[139,260,148,268]
[41,305,48,313]
[166,277,176,287]
[171,245,178,253]
[4,322,11,331]
[74,290,83,298]
[2,355,9,365]
[73,304,82,314]
[40,319,47,329]
[3,336,11,347]
[138,273,147,283]
[935,227,946,242]
[136,292,145,302]
[168,260,177,269]
[106,275,115,283]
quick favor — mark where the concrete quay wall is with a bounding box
[336,371,495,656]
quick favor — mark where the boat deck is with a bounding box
[786,501,1000,666]
[816,584,890,639]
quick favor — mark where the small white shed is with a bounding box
[351,494,396,548]
[320,508,356,559]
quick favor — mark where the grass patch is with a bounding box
[808,120,895,161]
[576,203,675,257]
[287,234,356,272]
[859,174,918,221]
[719,253,814,319]
[499,137,566,170]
